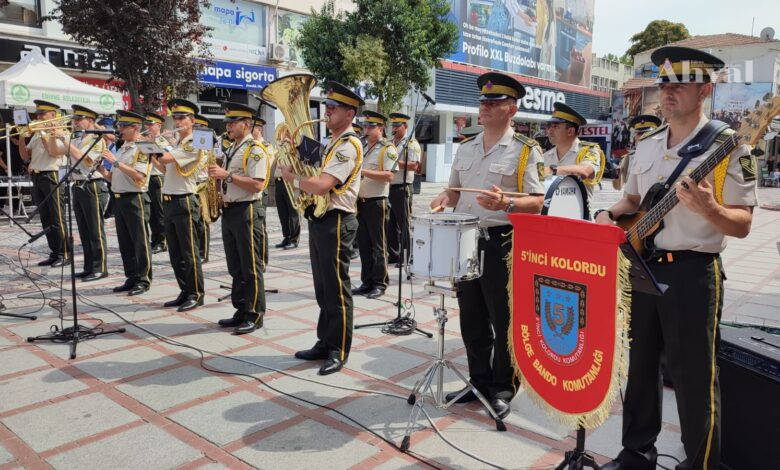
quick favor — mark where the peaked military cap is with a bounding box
[362,110,388,126]
[549,102,586,127]
[459,125,484,138]
[71,105,98,120]
[253,117,266,127]
[324,81,364,108]
[651,46,725,84]
[221,101,254,122]
[477,72,526,101]
[168,99,199,116]
[116,110,145,126]
[33,99,59,114]
[193,114,210,128]
[144,112,165,124]
[389,113,411,125]
[629,114,662,132]
[352,122,364,133]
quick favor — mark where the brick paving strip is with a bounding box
[0,183,777,469]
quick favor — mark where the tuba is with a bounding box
[261,74,329,218]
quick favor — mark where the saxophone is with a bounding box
[197,148,222,223]
[262,74,329,218]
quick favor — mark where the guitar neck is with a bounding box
[630,133,738,239]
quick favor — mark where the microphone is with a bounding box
[83,129,117,135]
[28,226,52,243]
[421,92,436,105]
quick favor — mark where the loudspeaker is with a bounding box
[718,325,780,470]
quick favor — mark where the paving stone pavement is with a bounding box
[0,181,777,469]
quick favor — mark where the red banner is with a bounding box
[507,213,631,428]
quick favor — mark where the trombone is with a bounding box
[0,115,73,140]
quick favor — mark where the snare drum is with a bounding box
[411,213,480,281]
[542,175,590,220]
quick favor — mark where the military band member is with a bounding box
[156,99,204,312]
[348,121,365,260]
[97,111,152,296]
[271,116,301,250]
[282,82,363,375]
[143,112,168,253]
[193,113,212,263]
[612,115,662,191]
[597,47,758,470]
[543,102,603,205]
[250,116,272,266]
[351,111,397,299]
[67,105,108,281]
[386,112,421,266]
[431,72,545,419]
[209,102,271,334]
[18,100,69,267]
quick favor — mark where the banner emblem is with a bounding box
[537,276,586,363]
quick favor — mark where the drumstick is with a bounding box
[446,187,530,197]
[430,205,445,213]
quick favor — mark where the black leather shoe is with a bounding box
[218,317,242,327]
[490,397,511,419]
[152,244,167,254]
[113,282,133,293]
[128,284,149,296]
[351,284,371,295]
[445,386,481,404]
[37,255,58,266]
[282,241,298,250]
[274,238,290,248]
[177,296,203,312]
[75,270,91,278]
[50,256,69,267]
[234,314,263,335]
[163,293,187,307]
[600,461,622,470]
[295,344,329,361]
[82,271,108,282]
[365,288,385,299]
[318,351,345,375]
[602,449,657,470]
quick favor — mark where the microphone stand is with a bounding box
[0,205,51,320]
[26,132,125,359]
[355,92,434,338]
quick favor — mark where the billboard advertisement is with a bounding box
[277,10,309,67]
[713,82,774,130]
[446,0,594,87]
[201,0,268,63]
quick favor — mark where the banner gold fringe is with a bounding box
[506,243,632,430]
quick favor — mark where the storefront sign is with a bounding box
[0,37,110,72]
[198,60,276,90]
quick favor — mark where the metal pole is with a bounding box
[6,123,12,226]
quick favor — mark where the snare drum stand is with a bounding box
[400,281,506,452]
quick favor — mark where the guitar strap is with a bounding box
[663,120,729,190]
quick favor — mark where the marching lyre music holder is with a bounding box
[26,135,125,359]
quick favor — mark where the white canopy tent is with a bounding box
[0,48,124,222]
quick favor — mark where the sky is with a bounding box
[592,0,780,57]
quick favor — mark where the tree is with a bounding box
[626,20,690,58]
[619,53,634,67]
[46,1,211,112]
[297,0,458,113]
[603,53,620,63]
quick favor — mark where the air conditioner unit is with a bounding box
[269,43,290,63]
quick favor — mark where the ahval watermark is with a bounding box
[660,58,755,83]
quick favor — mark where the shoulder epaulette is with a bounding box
[513,132,539,147]
[638,124,668,141]
[380,138,394,147]
[460,135,478,143]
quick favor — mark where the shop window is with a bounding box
[0,0,41,26]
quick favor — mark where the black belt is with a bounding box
[390,183,410,188]
[222,200,256,208]
[358,196,386,202]
[163,193,193,201]
[648,250,719,264]
[484,225,513,237]
[31,170,56,175]
[114,192,142,198]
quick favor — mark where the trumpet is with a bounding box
[0,115,73,140]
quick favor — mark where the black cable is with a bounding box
[657,453,682,466]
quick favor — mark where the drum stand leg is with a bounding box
[400,291,506,452]
[217,284,278,302]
